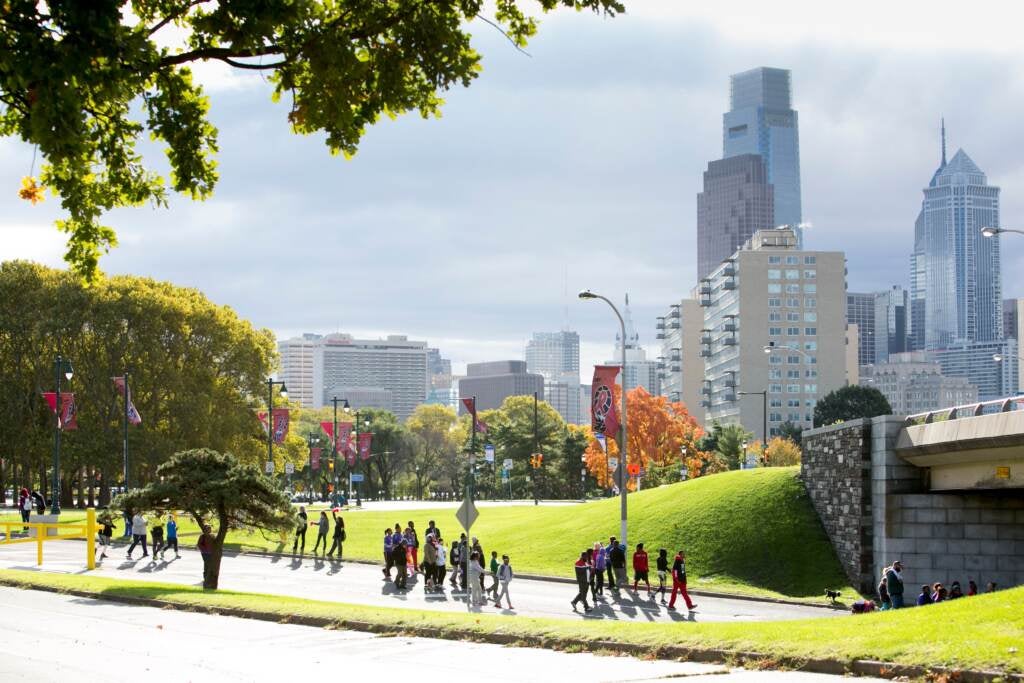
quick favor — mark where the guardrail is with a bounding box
[905,396,1024,426]
[0,508,97,569]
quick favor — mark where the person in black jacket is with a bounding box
[292,506,308,554]
[392,539,408,589]
[327,512,345,560]
[605,536,619,588]
[609,538,627,589]
[571,551,593,612]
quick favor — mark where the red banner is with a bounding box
[112,376,142,425]
[460,397,486,433]
[271,408,290,444]
[591,365,621,437]
[358,432,373,461]
[310,446,322,471]
[337,423,353,459]
[320,421,335,452]
[42,392,77,430]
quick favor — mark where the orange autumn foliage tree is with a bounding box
[583,385,713,490]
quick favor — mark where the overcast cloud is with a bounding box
[3,1,1024,377]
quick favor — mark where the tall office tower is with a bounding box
[606,295,660,395]
[425,347,454,406]
[911,126,1002,350]
[927,340,1018,401]
[457,361,544,412]
[656,299,705,424]
[278,333,322,408]
[860,351,978,415]
[312,333,429,420]
[874,286,910,363]
[696,154,775,281]
[1003,299,1024,391]
[525,331,582,424]
[698,228,846,441]
[846,292,877,366]
[723,67,803,243]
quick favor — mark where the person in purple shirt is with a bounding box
[383,528,394,579]
[592,541,606,597]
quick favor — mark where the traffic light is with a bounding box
[530,453,544,468]
[328,460,334,471]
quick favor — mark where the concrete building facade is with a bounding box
[656,299,705,424]
[860,351,979,415]
[525,331,582,424]
[277,333,321,408]
[926,340,1019,402]
[699,228,846,440]
[457,361,544,413]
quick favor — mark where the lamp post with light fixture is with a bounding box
[267,378,288,481]
[51,355,74,515]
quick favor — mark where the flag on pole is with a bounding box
[358,432,373,461]
[112,376,142,425]
[591,365,621,437]
[42,392,77,430]
[271,408,290,444]
[320,421,335,451]
[337,423,354,463]
[310,447,322,470]
[460,397,487,433]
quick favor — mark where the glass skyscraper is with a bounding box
[723,67,803,243]
[911,144,1002,350]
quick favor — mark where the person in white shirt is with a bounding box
[435,540,447,588]
[126,512,148,559]
[468,551,485,606]
[495,555,514,610]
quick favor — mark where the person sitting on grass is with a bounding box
[949,581,964,599]
[916,584,933,606]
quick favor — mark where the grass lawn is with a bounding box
[0,469,855,601]
[0,569,1020,675]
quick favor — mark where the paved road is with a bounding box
[0,587,876,682]
[0,541,842,624]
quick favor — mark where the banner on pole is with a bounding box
[460,397,487,433]
[112,377,142,424]
[271,408,290,444]
[310,446,322,470]
[42,392,77,430]
[320,421,334,448]
[590,365,621,437]
[358,432,373,461]
[337,423,354,462]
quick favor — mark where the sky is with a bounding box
[3,0,1024,379]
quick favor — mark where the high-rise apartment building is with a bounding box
[696,154,775,282]
[525,331,582,424]
[860,352,978,415]
[310,334,430,420]
[911,133,1002,350]
[698,228,846,440]
[723,67,803,243]
[277,333,322,408]
[458,361,544,412]
[656,299,705,423]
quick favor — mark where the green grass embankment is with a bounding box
[0,569,1020,676]
[1,468,855,601]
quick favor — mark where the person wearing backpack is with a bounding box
[327,511,345,560]
[667,549,696,611]
[392,537,408,589]
[495,554,513,610]
[97,514,115,560]
[449,538,461,588]
[18,488,31,528]
[149,513,165,561]
[656,548,669,604]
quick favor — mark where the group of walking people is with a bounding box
[292,507,346,559]
[572,538,696,613]
[379,521,514,610]
[119,511,180,561]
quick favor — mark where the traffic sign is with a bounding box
[484,444,495,463]
[264,461,274,474]
[351,473,364,482]
[285,463,294,475]
[503,458,513,471]
[455,498,479,531]
[596,433,607,452]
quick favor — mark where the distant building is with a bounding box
[846,292,877,366]
[860,351,978,415]
[606,295,659,396]
[911,126,1002,350]
[927,340,1019,402]
[723,67,803,243]
[657,299,705,423]
[847,286,910,366]
[696,154,774,282]
[457,361,544,413]
[311,333,430,421]
[277,333,321,408]
[698,228,846,440]
[846,324,860,386]
[525,331,582,424]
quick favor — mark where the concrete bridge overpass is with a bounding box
[802,403,1023,595]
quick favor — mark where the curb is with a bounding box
[0,577,1017,683]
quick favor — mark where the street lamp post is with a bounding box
[266,378,287,480]
[533,391,539,505]
[680,445,689,481]
[307,432,319,503]
[981,226,1024,238]
[121,368,131,493]
[578,289,629,547]
[51,355,73,515]
[342,400,371,506]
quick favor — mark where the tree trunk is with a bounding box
[86,466,95,507]
[60,475,72,508]
[99,469,110,507]
[204,544,223,589]
[39,461,47,500]
[0,458,6,505]
[76,467,84,508]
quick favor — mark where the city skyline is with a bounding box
[4,2,1023,384]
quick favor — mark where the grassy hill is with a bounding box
[2,467,855,601]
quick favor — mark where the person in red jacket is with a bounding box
[632,542,652,596]
[667,548,697,611]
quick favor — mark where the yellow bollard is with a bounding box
[36,526,43,566]
[86,508,96,570]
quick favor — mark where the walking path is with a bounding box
[0,587,877,682]
[0,541,842,624]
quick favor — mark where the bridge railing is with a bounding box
[905,396,1024,426]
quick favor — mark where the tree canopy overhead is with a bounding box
[0,0,624,281]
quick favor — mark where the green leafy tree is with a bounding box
[485,395,564,500]
[778,421,803,445]
[813,385,893,428]
[715,423,754,470]
[115,448,292,589]
[406,403,463,499]
[0,0,624,281]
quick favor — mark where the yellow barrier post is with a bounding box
[86,508,96,570]
[36,525,43,566]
